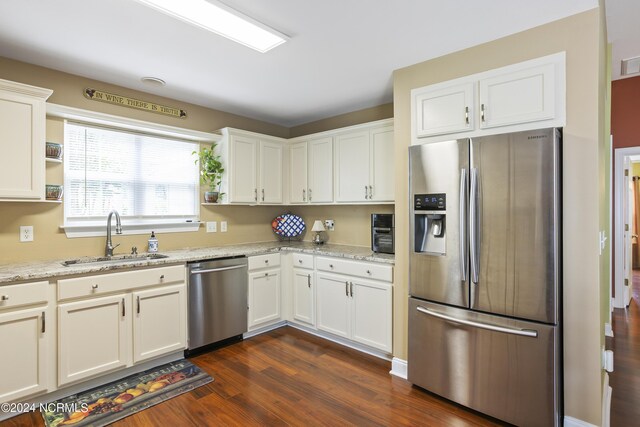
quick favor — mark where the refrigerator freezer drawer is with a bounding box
[408,298,561,427]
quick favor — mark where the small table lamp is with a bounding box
[312,220,325,244]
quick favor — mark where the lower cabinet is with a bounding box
[292,267,314,326]
[0,306,49,402]
[248,269,281,329]
[58,294,130,386]
[316,273,392,352]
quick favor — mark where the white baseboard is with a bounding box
[605,323,614,337]
[564,416,599,427]
[389,357,407,379]
[243,320,288,339]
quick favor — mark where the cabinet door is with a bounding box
[292,268,314,326]
[289,141,308,204]
[133,284,186,364]
[316,273,350,338]
[308,137,333,203]
[260,141,283,204]
[58,294,129,386]
[230,135,258,203]
[351,279,392,352]
[0,91,46,199]
[370,126,394,202]
[413,82,475,138]
[335,131,370,202]
[0,307,48,401]
[479,63,555,129]
[248,270,281,329]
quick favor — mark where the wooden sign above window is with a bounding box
[83,88,187,119]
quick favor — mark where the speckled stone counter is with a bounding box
[0,241,394,285]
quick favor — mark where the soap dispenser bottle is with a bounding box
[148,231,158,253]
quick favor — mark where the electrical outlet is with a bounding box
[206,221,217,233]
[221,221,228,232]
[20,225,34,242]
[324,219,335,231]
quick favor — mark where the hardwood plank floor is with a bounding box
[608,270,640,427]
[6,327,505,426]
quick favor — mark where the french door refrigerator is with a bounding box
[408,128,561,427]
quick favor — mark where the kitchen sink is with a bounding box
[62,253,169,266]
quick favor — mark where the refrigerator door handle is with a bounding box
[459,169,468,281]
[416,305,538,337]
[469,167,479,284]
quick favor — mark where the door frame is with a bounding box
[614,147,640,308]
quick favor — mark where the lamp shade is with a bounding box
[311,220,325,232]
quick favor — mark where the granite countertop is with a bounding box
[0,241,394,285]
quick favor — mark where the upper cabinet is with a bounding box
[218,129,285,204]
[411,52,565,143]
[0,79,53,200]
[288,136,333,204]
[335,123,394,203]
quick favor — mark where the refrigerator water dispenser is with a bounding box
[414,193,446,255]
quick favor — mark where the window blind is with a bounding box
[64,122,199,224]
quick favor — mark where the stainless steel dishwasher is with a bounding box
[187,256,248,352]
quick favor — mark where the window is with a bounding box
[63,121,200,236]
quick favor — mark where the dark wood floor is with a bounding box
[6,327,504,427]
[608,270,640,427]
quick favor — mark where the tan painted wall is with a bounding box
[289,103,393,137]
[393,9,603,425]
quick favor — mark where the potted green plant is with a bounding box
[193,143,225,203]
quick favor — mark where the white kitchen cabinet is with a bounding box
[289,141,308,204]
[292,268,314,326]
[0,79,52,200]
[0,306,48,402]
[316,273,351,339]
[411,52,565,143]
[133,284,186,364]
[335,125,395,203]
[413,81,475,138]
[219,128,285,204]
[58,294,130,386]
[307,137,333,203]
[248,253,282,330]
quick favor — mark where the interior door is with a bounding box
[624,157,633,306]
[470,128,560,324]
[409,139,469,308]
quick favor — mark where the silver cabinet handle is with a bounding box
[137,296,141,314]
[470,168,479,284]
[465,106,469,125]
[307,274,311,288]
[368,185,373,199]
[481,104,486,122]
[345,281,349,296]
[364,185,369,200]
[308,188,312,201]
[298,259,303,264]
[303,189,306,201]
[160,274,165,280]
[1,295,8,301]
[92,284,99,290]
[459,169,468,282]
[122,298,126,317]
[262,188,265,201]
[42,311,46,333]
[416,305,538,337]
[190,265,246,275]
[254,188,258,202]
[349,281,353,297]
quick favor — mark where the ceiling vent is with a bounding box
[621,56,640,76]
[141,77,166,87]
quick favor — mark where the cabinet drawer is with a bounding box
[0,281,48,310]
[248,253,281,271]
[292,253,314,269]
[58,265,185,301]
[316,257,392,282]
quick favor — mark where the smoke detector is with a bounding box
[140,76,166,87]
[621,56,640,76]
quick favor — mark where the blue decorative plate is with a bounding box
[271,214,305,237]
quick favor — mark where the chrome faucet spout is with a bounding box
[105,210,122,257]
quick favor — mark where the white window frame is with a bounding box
[47,104,221,238]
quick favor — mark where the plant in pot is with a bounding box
[193,143,225,203]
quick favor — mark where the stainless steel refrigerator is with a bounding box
[408,128,562,427]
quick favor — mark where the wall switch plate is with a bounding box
[20,225,34,242]
[206,221,217,233]
[324,219,335,231]
[221,221,228,232]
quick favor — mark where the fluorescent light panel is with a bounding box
[133,0,287,53]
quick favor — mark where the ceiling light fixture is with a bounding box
[132,0,288,53]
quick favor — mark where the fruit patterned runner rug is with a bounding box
[41,359,212,427]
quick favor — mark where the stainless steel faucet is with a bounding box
[105,210,123,257]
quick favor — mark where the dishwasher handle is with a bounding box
[190,264,247,275]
